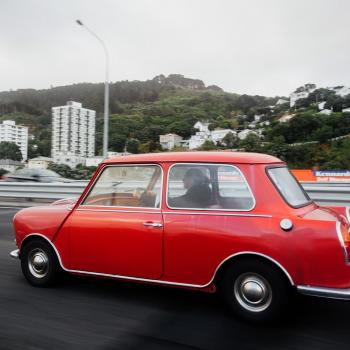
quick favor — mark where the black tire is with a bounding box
[20,238,61,287]
[218,259,291,322]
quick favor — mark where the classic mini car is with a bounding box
[10,152,350,321]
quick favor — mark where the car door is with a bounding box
[66,163,164,279]
[162,162,259,286]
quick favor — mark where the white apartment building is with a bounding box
[51,101,96,168]
[159,133,183,150]
[188,121,211,149]
[188,132,208,149]
[0,120,28,160]
[188,121,235,149]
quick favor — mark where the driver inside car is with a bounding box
[169,168,212,209]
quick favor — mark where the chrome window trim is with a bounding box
[79,163,164,210]
[76,208,161,214]
[19,233,294,288]
[76,209,269,217]
[336,221,350,265]
[162,211,271,218]
[165,162,256,212]
[77,206,161,211]
[266,165,312,209]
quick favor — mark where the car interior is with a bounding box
[82,164,254,210]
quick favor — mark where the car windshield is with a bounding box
[267,167,311,208]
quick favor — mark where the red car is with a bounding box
[10,152,350,321]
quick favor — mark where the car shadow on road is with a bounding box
[54,274,350,350]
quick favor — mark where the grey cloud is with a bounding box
[1,0,350,96]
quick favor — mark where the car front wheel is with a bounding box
[219,259,291,322]
[20,239,61,287]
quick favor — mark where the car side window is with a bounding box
[167,163,254,211]
[217,165,255,210]
[167,165,212,209]
[82,165,162,208]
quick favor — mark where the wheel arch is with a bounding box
[20,233,67,271]
[213,252,295,286]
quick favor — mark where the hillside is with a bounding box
[1,75,350,170]
[0,74,279,156]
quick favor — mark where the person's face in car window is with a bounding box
[183,169,205,190]
[183,175,194,190]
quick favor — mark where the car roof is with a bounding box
[103,151,284,165]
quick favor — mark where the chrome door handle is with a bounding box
[143,222,163,228]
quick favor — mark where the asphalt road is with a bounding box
[1,208,350,350]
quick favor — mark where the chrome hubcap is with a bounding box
[234,273,272,312]
[28,249,49,279]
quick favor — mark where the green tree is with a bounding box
[73,164,97,179]
[0,141,22,161]
[238,134,262,152]
[139,140,162,153]
[221,132,239,149]
[263,136,289,160]
[48,162,97,180]
[200,140,218,150]
[312,125,333,143]
[109,134,127,152]
[125,138,140,154]
[48,163,73,178]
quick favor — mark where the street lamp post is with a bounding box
[76,19,109,159]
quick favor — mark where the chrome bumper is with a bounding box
[297,285,350,300]
[10,249,20,259]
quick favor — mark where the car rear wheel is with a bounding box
[219,259,291,322]
[21,239,61,287]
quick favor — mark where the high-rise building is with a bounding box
[51,101,95,168]
[0,120,28,160]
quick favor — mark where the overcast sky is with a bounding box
[1,0,350,96]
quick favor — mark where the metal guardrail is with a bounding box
[0,181,349,206]
[302,182,350,205]
[0,182,88,201]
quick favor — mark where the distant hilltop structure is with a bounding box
[290,84,350,108]
[290,84,316,107]
[51,101,96,168]
[152,74,223,92]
